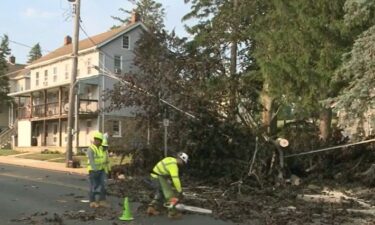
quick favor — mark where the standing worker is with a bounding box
[147,152,189,219]
[101,135,111,177]
[87,131,109,208]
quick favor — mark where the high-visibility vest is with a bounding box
[151,157,182,193]
[103,150,111,174]
[87,144,105,171]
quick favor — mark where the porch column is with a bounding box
[44,90,47,117]
[75,94,79,150]
[43,120,47,146]
[59,87,62,115]
[17,96,21,119]
[58,118,62,147]
[30,94,33,118]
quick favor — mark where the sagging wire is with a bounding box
[78,16,197,120]
[93,65,197,120]
[284,138,375,158]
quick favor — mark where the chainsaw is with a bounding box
[164,198,213,214]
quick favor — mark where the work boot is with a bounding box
[146,206,160,216]
[89,202,100,208]
[168,211,182,219]
[98,200,110,208]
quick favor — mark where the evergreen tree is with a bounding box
[182,0,259,124]
[27,43,42,63]
[0,35,11,105]
[332,0,375,137]
[112,0,165,31]
[248,0,350,140]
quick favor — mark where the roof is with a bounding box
[9,68,30,80]
[30,22,145,66]
[7,63,26,74]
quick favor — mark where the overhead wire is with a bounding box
[4,37,52,54]
[78,18,197,119]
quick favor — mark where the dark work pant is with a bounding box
[88,170,106,202]
[149,176,175,206]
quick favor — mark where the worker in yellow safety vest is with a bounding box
[101,135,111,176]
[87,131,110,208]
[147,152,189,219]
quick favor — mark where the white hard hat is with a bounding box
[178,152,189,164]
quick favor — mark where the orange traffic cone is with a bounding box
[119,197,134,221]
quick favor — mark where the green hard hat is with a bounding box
[92,131,103,141]
[102,138,108,147]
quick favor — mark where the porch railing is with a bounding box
[79,99,99,114]
[17,99,99,119]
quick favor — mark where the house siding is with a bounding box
[9,25,147,150]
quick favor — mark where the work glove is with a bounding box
[169,197,179,206]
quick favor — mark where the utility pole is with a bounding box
[66,0,81,167]
[163,107,169,157]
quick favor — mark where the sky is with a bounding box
[0,0,192,64]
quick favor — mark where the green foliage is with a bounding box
[112,0,165,31]
[331,0,375,136]
[0,35,11,106]
[187,108,255,180]
[106,0,375,181]
[344,0,375,30]
[27,43,42,63]
[249,0,349,116]
[333,26,375,129]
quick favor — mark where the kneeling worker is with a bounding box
[147,152,189,219]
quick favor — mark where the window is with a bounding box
[65,64,69,80]
[44,70,48,86]
[35,72,39,86]
[114,55,122,73]
[112,120,121,137]
[122,35,129,49]
[87,58,91,74]
[53,67,57,82]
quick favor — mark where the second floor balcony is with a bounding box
[17,99,99,120]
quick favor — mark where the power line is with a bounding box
[79,18,197,119]
[79,20,133,64]
[284,138,375,158]
[5,37,51,54]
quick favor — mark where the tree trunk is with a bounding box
[319,107,332,142]
[228,0,238,120]
[260,82,277,135]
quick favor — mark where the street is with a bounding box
[0,163,236,225]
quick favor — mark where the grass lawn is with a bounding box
[67,155,130,168]
[0,149,21,156]
[16,153,64,161]
[16,152,130,168]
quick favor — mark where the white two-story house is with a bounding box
[8,18,147,152]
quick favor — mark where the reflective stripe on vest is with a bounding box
[152,157,177,176]
[87,144,105,171]
[151,157,182,192]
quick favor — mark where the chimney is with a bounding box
[64,35,72,45]
[9,55,15,64]
[130,11,140,24]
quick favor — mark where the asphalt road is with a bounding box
[0,163,237,225]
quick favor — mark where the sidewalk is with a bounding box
[0,152,87,175]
